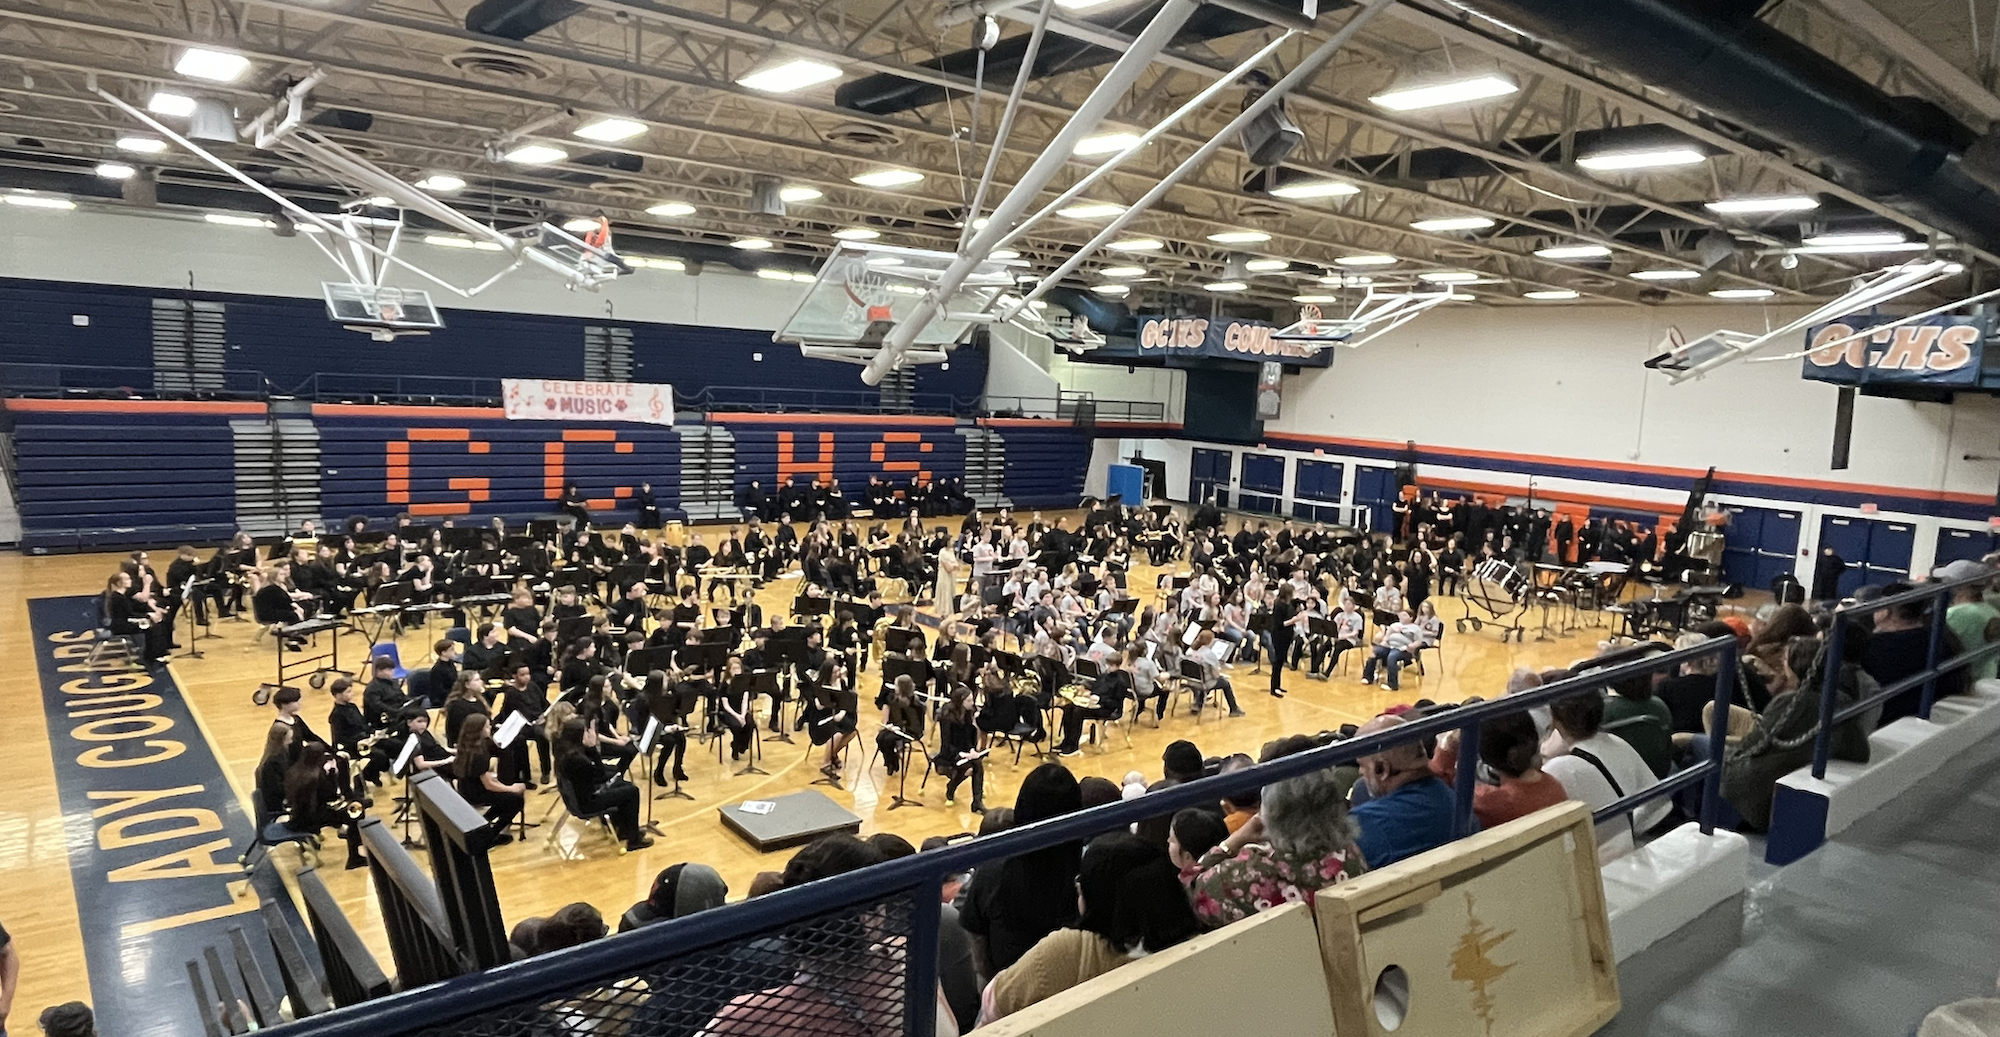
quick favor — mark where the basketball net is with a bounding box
[1299,304,1323,336]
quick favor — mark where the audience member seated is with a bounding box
[1941,561,2000,683]
[37,1002,96,1037]
[1349,715,1458,868]
[981,832,1200,1023]
[1166,808,1229,871]
[1133,739,1205,850]
[1599,667,1677,778]
[1541,691,1667,858]
[1215,754,1258,833]
[1430,710,1568,830]
[1864,581,1966,722]
[1720,635,1878,830]
[962,765,1084,980]
[1182,759,1365,928]
[620,863,729,932]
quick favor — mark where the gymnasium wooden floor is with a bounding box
[0,522,1630,1015]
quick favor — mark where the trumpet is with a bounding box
[1056,683,1099,709]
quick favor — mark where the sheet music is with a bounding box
[638,715,661,755]
[738,800,776,815]
[494,711,528,748]
[1181,623,1200,648]
[391,733,421,777]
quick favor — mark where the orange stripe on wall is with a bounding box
[2,398,267,416]
[714,412,958,426]
[310,403,508,419]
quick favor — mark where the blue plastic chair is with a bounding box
[446,626,472,647]
[372,643,410,680]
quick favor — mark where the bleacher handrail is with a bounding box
[1810,571,1995,778]
[266,635,1736,1037]
[0,361,269,399]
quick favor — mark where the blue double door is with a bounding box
[1190,447,1231,508]
[1719,505,1802,591]
[1935,527,2000,568]
[1353,466,1398,533]
[1817,514,1916,596]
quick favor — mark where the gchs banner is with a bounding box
[1801,316,1988,387]
[502,378,675,425]
[1135,316,1334,368]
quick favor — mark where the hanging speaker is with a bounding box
[187,97,238,143]
[1695,229,1736,269]
[749,176,785,216]
[1239,105,1303,168]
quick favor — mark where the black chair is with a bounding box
[238,789,319,870]
[543,774,617,860]
[1001,691,1048,764]
[1170,659,1218,721]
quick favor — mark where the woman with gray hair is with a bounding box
[1182,763,1366,928]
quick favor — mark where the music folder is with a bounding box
[638,715,661,755]
[391,733,421,777]
[494,711,528,749]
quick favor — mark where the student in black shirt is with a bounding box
[718,656,758,761]
[639,670,691,785]
[608,582,648,633]
[361,655,413,730]
[501,589,542,647]
[1057,648,1133,755]
[462,623,506,677]
[427,638,461,709]
[560,638,603,695]
[443,672,492,753]
[255,723,294,821]
[453,713,524,842]
[875,674,926,775]
[495,664,553,786]
[554,715,651,851]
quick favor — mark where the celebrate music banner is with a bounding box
[502,378,676,425]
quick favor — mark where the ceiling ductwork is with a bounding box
[837,0,1331,117]
[1042,285,1133,337]
[1452,0,2000,254]
[463,0,587,41]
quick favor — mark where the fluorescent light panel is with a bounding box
[573,117,646,143]
[1523,289,1580,300]
[561,217,598,232]
[1418,270,1481,283]
[424,234,503,251]
[646,201,696,217]
[1269,179,1359,199]
[1576,147,1707,171]
[1630,269,1701,281]
[1108,238,1163,251]
[1789,241,1927,255]
[832,228,880,240]
[504,143,568,165]
[1100,266,1146,278]
[175,48,251,83]
[851,169,924,188]
[1705,195,1819,214]
[779,185,823,203]
[1709,288,1774,299]
[415,174,464,192]
[117,136,167,154]
[206,212,273,228]
[1244,259,1290,272]
[4,193,75,210]
[1091,284,1130,296]
[737,58,843,94]
[1203,281,1247,292]
[1411,215,1494,232]
[1206,230,1270,244]
[95,163,135,180]
[732,237,774,250]
[147,91,196,117]
[1074,132,1142,156]
[1334,254,1397,267]
[1058,202,1125,219]
[1534,243,1612,260]
[1802,231,1905,247]
[1370,73,1519,112]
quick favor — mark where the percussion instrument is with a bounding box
[1456,559,1530,642]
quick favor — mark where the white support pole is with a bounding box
[862,0,1205,385]
[991,26,1299,255]
[1003,0,1395,319]
[961,0,1054,251]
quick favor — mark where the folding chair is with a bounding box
[370,643,410,680]
[543,775,618,860]
[1169,659,1218,722]
[239,789,319,871]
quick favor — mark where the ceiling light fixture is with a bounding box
[1074,132,1142,156]
[1369,73,1519,112]
[779,185,822,203]
[1207,230,1270,244]
[414,174,465,193]
[4,193,76,210]
[1058,202,1125,219]
[1203,281,1248,292]
[832,228,881,240]
[205,212,275,228]
[1418,270,1482,284]
[503,143,568,165]
[1100,265,1146,278]
[174,48,251,83]
[645,201,696,217]
[1411,215,1495,232]
[731,237,774,250]
[737,58,844,94]
[94,163,135,180]
[1788,241,1928,256]
[572,117,646,143]
[1709,288,1775,299]
[561,217,598,232]
[116,136,167,154]
[147,91,196,117]
[1334,254,1398,267]
[990,249,1021,260]
[1108,238,1163,251]
[1292,294,1340,303]
[1704,195,1820,215]
[1244,258,1290,272]
[1523,289,1580,300]
[1802,231,1906,247]
[1533,243,1612,260]
[1091,284,1131,297]
[1269,179,1360,199]
[851,168,924,188]
[626,256,686,272]
[1576,147,1707,171]
[1317,274,1372,286]
[756,268,796,281]
[1629,269,1702,281]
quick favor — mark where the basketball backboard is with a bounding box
[774,242,1020,358]
[1271,284,1457,350]
[323,282,443,341]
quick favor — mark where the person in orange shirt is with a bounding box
[1430,709,1568,830]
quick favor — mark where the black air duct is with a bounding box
[1042,286,1134,337]
[465,0,586,40]
[1455,0,2000,254]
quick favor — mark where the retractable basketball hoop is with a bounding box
[775,242,1021,368]
[1644,259,1974,382]
[1270,284,1459,350]
[90,69,634,342]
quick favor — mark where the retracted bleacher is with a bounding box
[6,402,248,550]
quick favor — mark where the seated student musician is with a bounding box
[362,654,417,730]
[495,662,554,788]
[717,655,758,763]
[804,658,860,782]
[553,715,653,852]
[453,713,525,842]
[282,738,372,870]
[1057,646,1136,756]
[104,570,173,664]
[1359,610,1424,692]
[876,674,926,776]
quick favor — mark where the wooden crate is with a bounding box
[1312,801,1619,1037]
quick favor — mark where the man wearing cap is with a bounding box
[1940,560,2000,683]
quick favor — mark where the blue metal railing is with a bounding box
[0,361,267,399]
[679,385,975,416]
[269,636,1736,1037]
[286,373,505,407]
[1810,573,2000,778]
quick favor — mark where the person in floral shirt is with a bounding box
[1182,763,1367,928]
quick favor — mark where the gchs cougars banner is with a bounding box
[1135,316,1333,368]
[1801,315,1988,387]
[503,379,675,425]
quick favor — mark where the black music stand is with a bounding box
[624,646,674,679]
[871,725,924,810]
[638,716,690,824]
[357,582,411,644]
[884,626,921,657]
[730,675,771,777]
[1245,612,1272,674]
[791,594,831,627]
[387,734,425,849]
[180,575,222,659]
